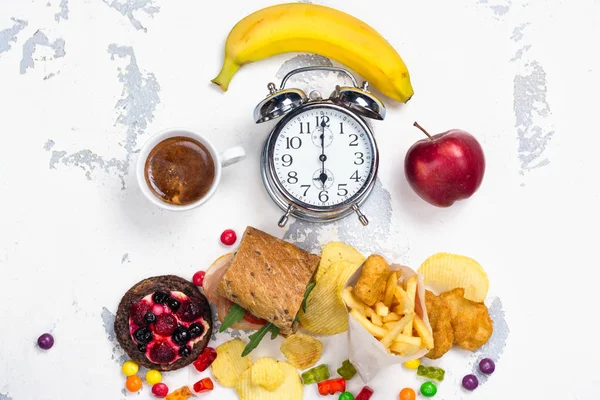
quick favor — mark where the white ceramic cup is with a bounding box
[136,128,246,211]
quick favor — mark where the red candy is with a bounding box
[193,377,214,393]
[356,386,374,400]
[317,378,346,396]
[192,271,206,287]
[152,383,169,398]
[220,229,237,246]
[193,347,217,372]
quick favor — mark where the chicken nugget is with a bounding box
[440,288,493,351]
[424,290,454,359]
[352,255,390,306]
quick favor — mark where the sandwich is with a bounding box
[203,226,320,352]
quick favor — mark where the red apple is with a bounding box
[404,122,485,207]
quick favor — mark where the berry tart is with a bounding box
[115,275,213,371]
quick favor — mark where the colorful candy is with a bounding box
[220,229,237,246]
[462,374,479,391]
[192,270,206,287]
[420,382,437,397]
[417,365,445,381]
[355,386,374,400]
[336,359,357,380]
[126,375,143,392]
[339,392,354,400]
[193,347,217,372]
[317,378,346,396]
[166,386,194,400]
[301,364,330,385]
[403,359,420,370]
[37,333,54,350]
[193,377,214,393]
[399,388,416,400]
[121,360,139,376]
[146,369,162,385]
[152,383,169,398]
[479,358,495,374]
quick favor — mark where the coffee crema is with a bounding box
[144,136,215,206]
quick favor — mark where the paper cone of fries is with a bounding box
[343,261,432,382]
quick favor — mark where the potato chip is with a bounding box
[418,252,489,302]
[236,360,303,400]
[251,358,284,391]
[299,260,362,334]
[316,242,365,282]
[280,333,323,370]
[211,339,253,388]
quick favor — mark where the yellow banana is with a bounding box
[212,3,414,103]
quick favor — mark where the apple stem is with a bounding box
[413,122,433,140]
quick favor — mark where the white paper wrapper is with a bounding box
[344,262,432,383]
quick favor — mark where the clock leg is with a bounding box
[352,204,369,226]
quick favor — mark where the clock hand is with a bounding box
[319,120,327,187]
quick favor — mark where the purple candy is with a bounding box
[462,374,479,391]
[37,333,54,350]
[479,358,495,374]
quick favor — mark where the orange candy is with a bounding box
[126,375,143,392]
[399,387,416,400]
[166,386,194,400]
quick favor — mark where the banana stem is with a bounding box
[211,57,241,92]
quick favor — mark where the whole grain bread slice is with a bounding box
[217,226,320,336]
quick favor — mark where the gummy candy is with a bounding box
[336,360,357,380]
[302,364,330,385]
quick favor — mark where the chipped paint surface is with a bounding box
[20,30,66,74]
[0,18,27,56]
[101,0,160,31]
[55,0,69,22]
[47,44,160,187]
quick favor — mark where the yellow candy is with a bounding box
[121,360,139,376]
[403,359,421,370]
[146,369,162,385]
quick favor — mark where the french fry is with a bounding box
[379,312,414,348]
[342,287,369,313]
[375,302,389,317]
[392,334,421,347]
[390,342,421,356]
[364,307,375,318]
[371,313,383,327]
[413,315,434,350]
[350,309,387,338]
[393,286,413,315]
[383,321,398,330]
[383,272,398,307]
[402,276,418,336]
[383,312,401,323]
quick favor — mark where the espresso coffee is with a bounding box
[144,136,215,205]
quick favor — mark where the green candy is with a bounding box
[420,381,438,397]
[339,392,354,400]
[336,360,357,380]
[301,364,330,385]
[417,365,445,382]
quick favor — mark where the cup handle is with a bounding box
[220,146,246,167]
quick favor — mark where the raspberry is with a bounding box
[130,301,152,326]
[149,341,176,364]
[178,300,202,322]
[155,313,178,336]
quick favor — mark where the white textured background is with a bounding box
[0,0,599,399]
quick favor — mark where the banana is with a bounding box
[212,3,414,103]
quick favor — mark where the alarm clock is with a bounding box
[254,66,385,228]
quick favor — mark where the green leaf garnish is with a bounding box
[219,303,246,333]
[301,282,316,313]
[242,322,278,357]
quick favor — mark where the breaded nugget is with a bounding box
[440,288,493,351]
[424,290,454,359]
[353,255,390,306]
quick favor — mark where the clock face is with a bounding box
[270,105,376,209]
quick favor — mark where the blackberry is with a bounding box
[189,322,204,338]
[171,326,190,346]
[134,327,153,344]
[152,291,169,304]
[166,298,181,312]
[178,345,191,357]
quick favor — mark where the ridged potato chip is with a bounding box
[236,360,303,400]
[212,339,253,388]
[251,358,284,391]
[316,242,365,282]
[280,333,323,369]
[298,260,362,334]
[418,253,489,302]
